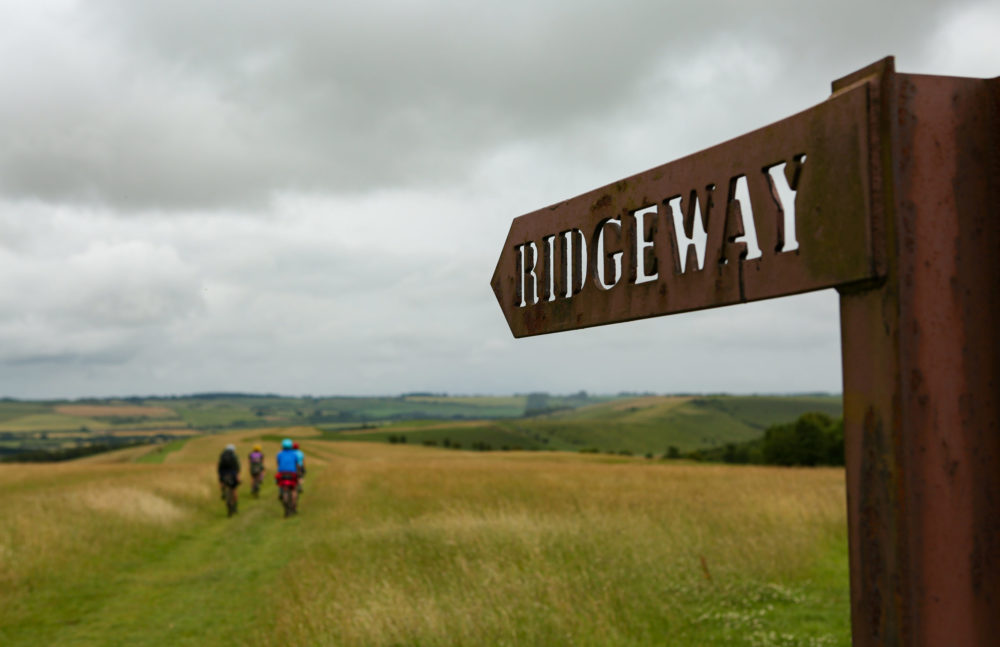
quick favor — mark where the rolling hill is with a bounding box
[327,394,843,455]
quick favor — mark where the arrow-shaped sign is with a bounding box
[492,78,882,338]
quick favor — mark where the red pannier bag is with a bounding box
[275,471,299,489]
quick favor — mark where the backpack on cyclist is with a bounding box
[249,450,264,476]
[218,448,239,472]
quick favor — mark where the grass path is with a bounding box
[52,488,304,646]
[134,437,191,464]
[2,431,324,647]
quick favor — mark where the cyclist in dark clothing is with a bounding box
[217,443,241,501]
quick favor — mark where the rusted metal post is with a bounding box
[492,56,999,646]
[837,60,1000,646]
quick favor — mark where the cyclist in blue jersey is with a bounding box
[275,438,301,516]
[292,441,305,493]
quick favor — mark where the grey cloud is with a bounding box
[0,0,991,399]
[2,347,137,368]
[0,232,204,368]
[0,315,150,367]
[0,0,963,210]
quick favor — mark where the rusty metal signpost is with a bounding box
[491,58,998,646]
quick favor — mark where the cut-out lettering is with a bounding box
[722,175,762,264]
[765,154,806,253]
[592,217,622,290]
[515,242,538,307]
[667,189,710,274]
[510,150,810,308]
[557,229,587,298]
[540,235,556,302]
[631,206,659,284]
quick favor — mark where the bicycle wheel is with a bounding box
[225,485,237,517]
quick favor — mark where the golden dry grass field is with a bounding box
[0,430,850,646]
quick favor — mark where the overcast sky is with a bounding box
[1,1,997,399]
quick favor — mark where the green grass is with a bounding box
[283,443,850,646]
[0,401,51,423]
[0,468,295,645]
[690,395,843,430]
[336,420,542,450]
[172,405,262,428]
[47,503,298,645]
[0,436,850,646]
[510,402,758,452]
[136,438,192,464]
[307,395,532,420]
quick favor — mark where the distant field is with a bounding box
[327,394,843,455]
[0,434,850,646]
[401,395,526,407]
[689,395,843,429]
[54,404,177,418]
[0,394,841,463]
[171,405,262,428]
[0,413,110,433]
[0,401,50,423]
[108,429,198,438]
[142,394,572,429]
[0,400,193,459]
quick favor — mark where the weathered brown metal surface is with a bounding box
[493,56,1000,646]
[492,81,880,337]
[839,60,1000,646]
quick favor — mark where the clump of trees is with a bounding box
[686,412,844,466]
[760,412,843,466]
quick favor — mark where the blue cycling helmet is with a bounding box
[282,438,293,449]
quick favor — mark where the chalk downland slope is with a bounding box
[332,394,842,454]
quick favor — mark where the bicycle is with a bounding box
[221,478,238,517]
[276,472,299,518]
[250,465,264,498]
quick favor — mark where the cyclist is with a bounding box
[292,441,305,493]
[275,438,300,515]
[248,444,265,497]
[217,443,241,505]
